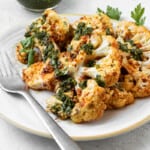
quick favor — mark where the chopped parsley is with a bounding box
[79,80,87,89]
[118,42,143,61]
[60,77,77,92]
[81,43,94,55]
[55,68,68,79]
[43,42,58,62]
[130,48,143,61]
[118,42,129,53]
[95,75,105,87]
[56,89,75,116]
[35,31,47,40]
[106,28,113,35]
[97,8,105,14]
[74,22,93,40]
[86,60,95,67]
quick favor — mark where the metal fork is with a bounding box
[0,52,81,150]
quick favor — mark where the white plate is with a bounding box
[0,11,150,141]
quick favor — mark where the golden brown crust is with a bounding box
[16,10,150,123]
[23,61,58,91]
[71,80,107,123]
[105,87,135,109]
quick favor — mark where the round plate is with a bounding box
[0,14,150,141]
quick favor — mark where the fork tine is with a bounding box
[0,53,9,76]
[5,52,17,75]
[2,52,13,76]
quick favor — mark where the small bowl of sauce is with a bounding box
[17,0,61,12]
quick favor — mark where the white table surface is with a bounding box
[0,0,150,150]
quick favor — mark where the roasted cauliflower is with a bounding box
[16,9,150,123]
[71,80,107,123]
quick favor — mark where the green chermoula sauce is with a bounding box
[17,0,61,10]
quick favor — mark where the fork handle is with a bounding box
[21,90,82,150]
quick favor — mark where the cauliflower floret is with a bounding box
[58,51,87,75]
[128,71,150,97]
[105,87,135,109]
[78,36,122,87]
[46,95,73,120]
[16,9,71,64]
[69,13,114,54]
[23,60,58,91]
[115,21,150,51]
[114,21,150,97]
[42,9,71,48]
[71,80,107,123]
[73,13,114,36]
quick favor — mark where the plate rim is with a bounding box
[0,13,150,141]
[0,111,150,141]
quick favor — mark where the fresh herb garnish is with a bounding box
[50,89,75,119]
[55,68,68,78]
[118,42,143,61]
[106,28,113,35]
[20,49,30,53]
[131,3,146,25]
[118,42,129,53]
[35,31,47,40]
[106,6,122,20]
[95,75,105,87]
[43,42,58,62]
[21,37,34,49]
[56,90,75,115]
[60,77,77,92]
[81,43,94,55]
[86,60,95,67]
[27,49,35,66]
[130,49,143,61]
[79,80,87,89]
[97,6,122,20]
[74,22,93,40]
[97,8,105,14]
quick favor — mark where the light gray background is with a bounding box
[0,0,150,150]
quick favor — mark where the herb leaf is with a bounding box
[81,43,94,55]
[79,80,87,89]
[74,22,93,40]
[86,60,95,67]
[21,37,34,49]
[60,77,77,92]
[97,6,122,20]
[131,3,146,25]
[27,49,35,66]
[56,90,75,116]
[95,75,105,87]
[106,6,122,20]
[97,8,105,14]
[118,42,143,61]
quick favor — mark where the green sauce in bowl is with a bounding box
[17,0,61,12]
